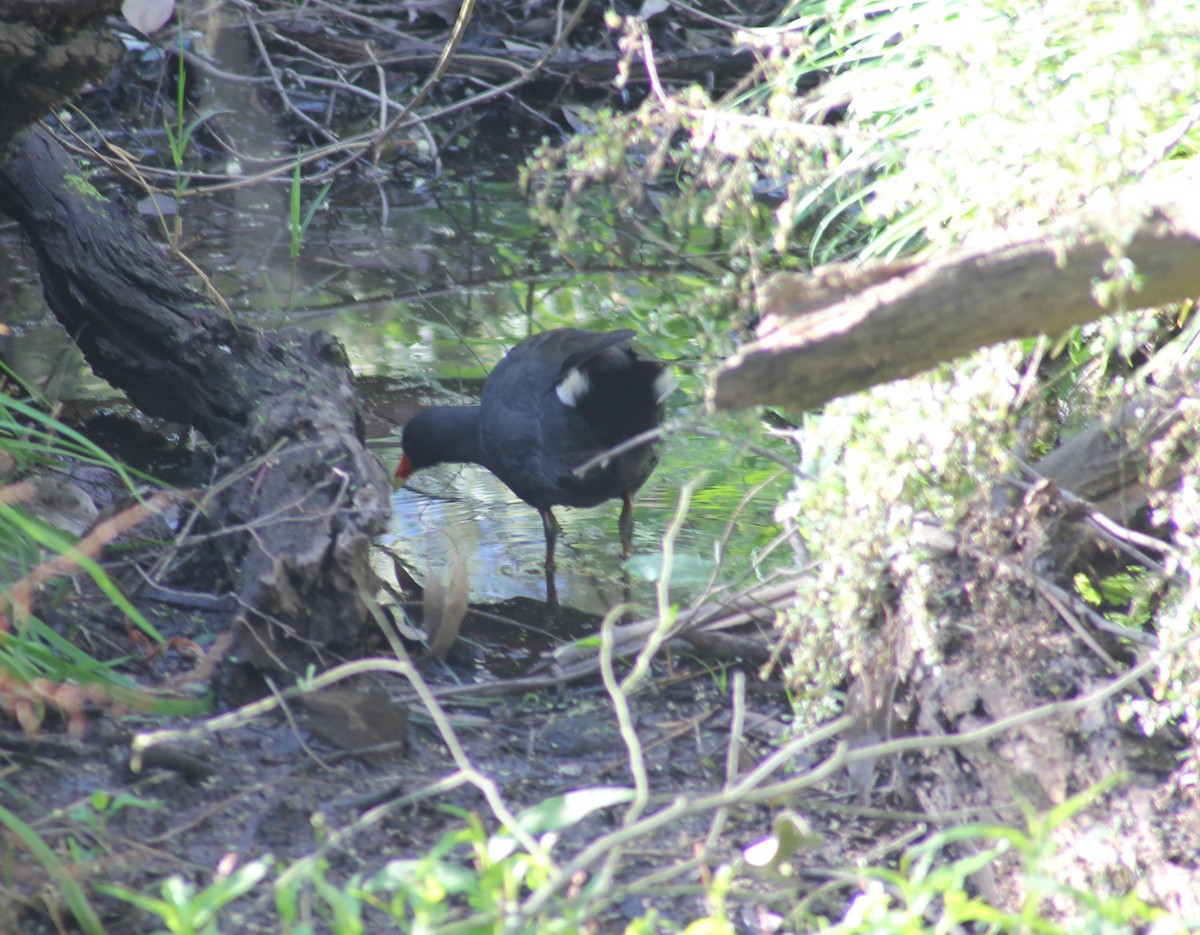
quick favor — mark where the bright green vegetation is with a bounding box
[6,0,1200,930]
[526,0,1200,723]
[0,379,207,931]
[76,778,1190,933]
[522,0,1200,930]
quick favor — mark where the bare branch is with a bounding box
[711,165,1200,411]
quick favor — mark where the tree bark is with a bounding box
[0,126,391,671]
[0,0,122,156]
[709,166,1200,413]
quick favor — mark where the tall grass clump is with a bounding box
[0,378,199,733]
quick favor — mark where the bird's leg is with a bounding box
[618,492,636,559]
[540,507,561,607]
[618,492,636,622]
[540,507,562,569]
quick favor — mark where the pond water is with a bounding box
[0,161,791,619]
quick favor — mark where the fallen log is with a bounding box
[709,165,1200,519]
[0,126,391,671]
[0,0,121,156]
[710,165,1200,413]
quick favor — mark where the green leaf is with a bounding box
[0,804,105,935]
[488,787,635,861]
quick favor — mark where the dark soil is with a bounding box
[3,576,806,932]
[4,482,1198,933]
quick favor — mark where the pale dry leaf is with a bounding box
[122,0,175,35]
[744,810,820,872]
[424,550,468,659]
[501,38,541,54]
[399,0,459,26]
[423,558,444,640]
[638,0,671,20]
[299,685,408,757]
[28,476,99,537]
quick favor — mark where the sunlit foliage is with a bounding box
[525,0,1200,742]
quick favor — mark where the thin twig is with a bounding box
[1010,465,1182,578]
[281,772,472,887]
[372,0,594,155]
[132,651,546,857]
[264,675,335,772]
[370,0,478,161]
[572,419,812,482]
[704,669,746,852]
[515,716,854,924]
[1030,577,1123,671]
[237,0,340,144]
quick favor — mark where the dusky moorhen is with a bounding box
[395,328,674,595]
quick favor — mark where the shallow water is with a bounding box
[0,167,788,619]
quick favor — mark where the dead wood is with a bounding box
[709,167,1200,520]
[270,29,757,91]
[1029,375,1190,522]
[368,45,759,92]
[548,578,790,677]
[0,0,121,156]
[710,166,1200,414]
[0,126,391,671]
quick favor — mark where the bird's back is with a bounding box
[479,329,671,509]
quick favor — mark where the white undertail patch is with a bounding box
[653,369,678,403]
[556,368,590,407]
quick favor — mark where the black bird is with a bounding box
[395,328,674,599]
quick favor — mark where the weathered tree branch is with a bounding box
[0,0,121,156]
[710,166,1200,412]
[0,126,390,671]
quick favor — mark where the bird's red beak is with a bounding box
[394,454,414,489]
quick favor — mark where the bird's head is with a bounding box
[393,452,415,489]
[393,409,447,488]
